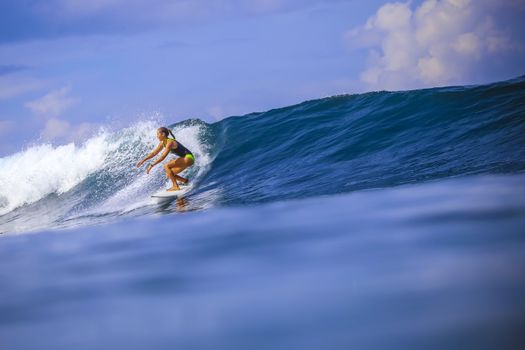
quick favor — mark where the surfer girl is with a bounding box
[136,127,195,191]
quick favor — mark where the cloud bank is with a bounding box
[40,118,97,143]
[25,86,78,118]
[23,86,96,143]
[347,0,525,90]
[0,0,350,42]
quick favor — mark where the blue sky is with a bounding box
[1,0,524,156]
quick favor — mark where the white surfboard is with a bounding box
[151,191,179,199]
[151,184,190,202]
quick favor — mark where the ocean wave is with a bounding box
[1,76,524,234]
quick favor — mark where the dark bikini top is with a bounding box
[163,137,193,158]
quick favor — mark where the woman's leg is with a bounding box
[164,157,194,191]
[174,174,188,184]
[164,160,180,190]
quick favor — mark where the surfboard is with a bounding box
[151,191,179,200]
[151,184,191,202]
[151,191,180,198]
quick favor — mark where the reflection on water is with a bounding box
[154,196,197,214]
[175,197,189,212]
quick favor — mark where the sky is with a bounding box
[0,0,524,156]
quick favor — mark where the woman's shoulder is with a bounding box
[164,138,176,146]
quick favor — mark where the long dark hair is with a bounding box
[158,127,175,139]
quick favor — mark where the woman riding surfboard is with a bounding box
[136,127,195,191]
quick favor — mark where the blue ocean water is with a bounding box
[1,77,525,349]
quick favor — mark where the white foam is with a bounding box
[0,133,111,216]
[0,118,217,231]
[0,119,162,217]
[65,120,216,218]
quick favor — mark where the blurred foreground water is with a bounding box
[1,173,524,349]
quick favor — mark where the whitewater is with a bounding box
[1,77,525,349]
[0,119,214,233]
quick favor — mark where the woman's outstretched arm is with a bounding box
[145,140,174,174]
[137,142,163,167]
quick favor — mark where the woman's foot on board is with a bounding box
[167,186,180,192]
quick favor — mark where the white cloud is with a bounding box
[25,86,79,117]
[371,2,412,31]
[346,0,525,90]
[41,118,70,140]
[453,32,481,57]
[40,118,98,143]
[23,86,95,143]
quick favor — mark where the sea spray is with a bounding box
[0,119,215,233]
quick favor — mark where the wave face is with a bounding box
[201,76,525,204]
[1,76,525,233]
